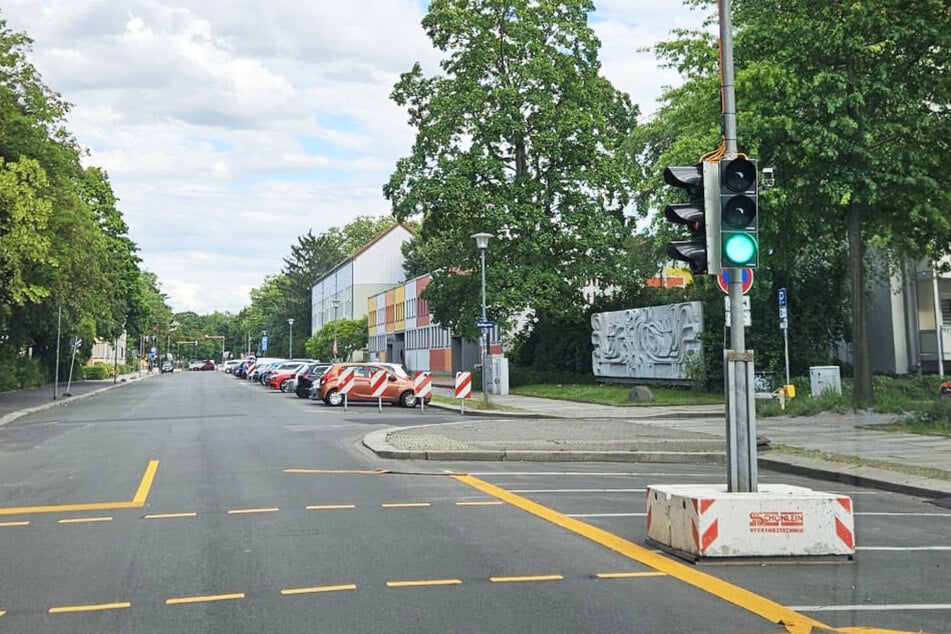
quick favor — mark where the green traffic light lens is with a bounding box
[723,234,757,265]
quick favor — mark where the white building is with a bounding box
[310,223,415,336]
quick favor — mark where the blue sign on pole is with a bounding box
[475,319,496,329]
[778,288,788,308]
[261,336,269,352]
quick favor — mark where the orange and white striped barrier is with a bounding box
[455,371,472,414]
[338,367,355,411]
[370,370,388,412]
[414,372,432,412]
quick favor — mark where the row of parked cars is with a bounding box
[225,357,430,408]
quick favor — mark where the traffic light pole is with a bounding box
[720,0,758,492]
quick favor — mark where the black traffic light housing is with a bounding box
[663,162,720,274]
[719,157,758,268]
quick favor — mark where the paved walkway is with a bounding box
[364,389,951,499]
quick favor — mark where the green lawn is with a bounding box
[510,383,723,406]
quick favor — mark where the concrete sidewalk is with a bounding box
[364,389,951,499]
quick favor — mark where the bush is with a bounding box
[82,363,114,380]
[898,399,951,431]
[508,366,597,388]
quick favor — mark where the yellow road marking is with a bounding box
[306,504,356,511]
[490,574,564,583]
[281,584,357,595]
[596,572,667,579]
[227,507,279,515]
[0,460,159,516]
[0,610,5,617]
[49,602,130,614]
[58,516,112,524]
[132,460,160,505]
[455,500,504,506]
[284,468,388,474]
[381,502,431,508]
[144,512,197,520]
[453,474,831,633]
[387,579,463,588]
[0,521,29,527]
[166,593,245,605]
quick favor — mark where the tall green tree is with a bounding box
[639,0,950,405]
[384,0,638,341]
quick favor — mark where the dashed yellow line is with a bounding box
[0,521,29,527]
[58,516,112,524]
[381,502,431,508]
[387,579,463,588]
[596,572,667,580]
[166,593,245,605]
[227,507,279,515]
[144,512,197,520]
[305,504,355,511]
[281,584,357,595]
[49,602,130,614]
[490,574,564,583]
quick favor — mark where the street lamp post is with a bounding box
[287,318,295,359]
[332,299,340,362]
[472,232,492,404]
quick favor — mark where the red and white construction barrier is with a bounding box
[455,371,472,414]
[414,372,432,411]
[370,370,387,412]
[338,367,355,410]
[646,483,854,560]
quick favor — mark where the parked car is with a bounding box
[296,363,331,399]
[222,360,242,373]
[160,360,173,373]
[199,360,216,371]
[266,362,309,392]
[317,362,428,408]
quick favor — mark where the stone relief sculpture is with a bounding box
[591,302,704,382]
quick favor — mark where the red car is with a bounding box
[267,364,308,392]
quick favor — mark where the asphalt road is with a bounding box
[0,372,947,633]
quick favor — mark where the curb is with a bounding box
[362,429,725,464]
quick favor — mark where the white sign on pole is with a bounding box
[724,296,752,327]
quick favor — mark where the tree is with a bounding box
[640,0,950,405]
[305,317,368,362]
[384,0,639,343]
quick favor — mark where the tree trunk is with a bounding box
[848,202,873,407]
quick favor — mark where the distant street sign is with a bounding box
[475,319,496,329]
[717,268,753,295]
[261,336,268,352]
[778,287,788,308]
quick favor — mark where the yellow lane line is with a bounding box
[0,610,5,617]
[453,474,831,633]
[284,468,388,474]
[0,521,29,527]
[305,504,356,511]
[0,459,159,516]
[58,516,113,524]
[489,574,564,583]
[166,593,245,605]
[596,572,667,579]
[387,579,463,588]
[132,460,160,505]
[455,500,504,506]
[49,602,130,614]
[0,500,139,516]
[227,507,279,515]
[381,502,431,508]
[281,584,357,595]
[144,512,197,520]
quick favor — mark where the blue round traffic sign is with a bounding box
[717,268,753,294]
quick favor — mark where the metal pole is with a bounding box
[480,245,488,405]
[333,300,339,362]
[720,0,756,492]
[113,335,119,384]
[53,304,61,400]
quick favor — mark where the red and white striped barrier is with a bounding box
[338,367,355,395]
[414,372,432,398]
[370,370,388,398]
[454,372,472,399]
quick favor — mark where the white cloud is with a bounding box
[1,0,704,314]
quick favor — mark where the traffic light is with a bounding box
[719,157,758,268]
[663,162,719,274]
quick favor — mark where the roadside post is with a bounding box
[778,287,793,405]
[338,367,355,412]
[454,372,472,414]
[370,370,387,413]
[414,372,432,412]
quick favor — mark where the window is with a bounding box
[941,299,951,327]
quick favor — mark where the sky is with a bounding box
[2,1,710,315]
